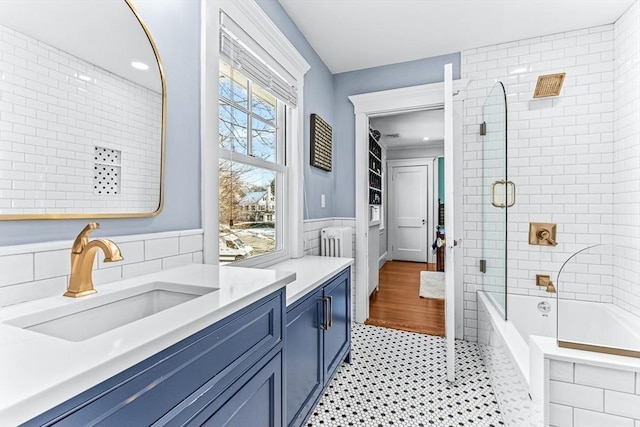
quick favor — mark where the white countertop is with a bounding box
[267,255,353,306]
[0,263,295,426]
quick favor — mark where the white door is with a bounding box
[390,164,428,262]
[444,63,456,382]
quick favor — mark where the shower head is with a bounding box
[533,73,565,98]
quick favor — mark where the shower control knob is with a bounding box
[537,301,551,314]
[537,229,557,246]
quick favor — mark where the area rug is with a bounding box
[419,271,445,299]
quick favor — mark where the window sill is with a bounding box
[224,249,290,269]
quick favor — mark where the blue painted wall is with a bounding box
[254,0,336,220]
[331,54,461,218]
[0,0,202,245]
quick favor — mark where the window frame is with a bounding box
[201,0,309,267]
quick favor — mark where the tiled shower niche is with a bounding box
[94,147,121,196]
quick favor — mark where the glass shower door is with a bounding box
[482,82,508,319]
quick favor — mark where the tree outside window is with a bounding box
[218,61,283,263]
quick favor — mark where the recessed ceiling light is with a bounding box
[131,61,149,70]
[423,137,430,141]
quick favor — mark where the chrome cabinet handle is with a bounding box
[320,297,328,330]
[327,296,333,329]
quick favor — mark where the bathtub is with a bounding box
[477,291,640,427]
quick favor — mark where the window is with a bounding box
[218,60,287,264]
[202,2,309,265]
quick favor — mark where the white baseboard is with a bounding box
[379,252,387,269]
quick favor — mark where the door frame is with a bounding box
[349,79,468,338]
[387,158,435,263]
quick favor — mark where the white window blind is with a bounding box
[220,12,298,107]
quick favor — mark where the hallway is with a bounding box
[365,261,445,336]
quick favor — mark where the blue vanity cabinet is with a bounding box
[160,347,283,426]
[285,287,324,427]
[22,289,286,427]
[322,269,351,378]
[286,267,351,427]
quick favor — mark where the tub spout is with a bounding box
[536,274,556,294]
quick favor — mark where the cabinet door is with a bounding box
[323,269,351,381]
[183,351,283,427]
[285,288,323,427]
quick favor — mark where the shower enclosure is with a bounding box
[481,82,511,318]
[479,81,639,358]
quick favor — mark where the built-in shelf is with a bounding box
[368,130,382,206]
[369,205,381,225]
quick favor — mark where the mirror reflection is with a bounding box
[0,0,164,218]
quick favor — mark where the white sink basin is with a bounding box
[5,281,218,342]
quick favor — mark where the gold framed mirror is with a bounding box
[0,0,166,220]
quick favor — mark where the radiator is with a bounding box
[320,227,353,258]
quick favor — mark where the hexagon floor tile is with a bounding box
[306,323,505,427]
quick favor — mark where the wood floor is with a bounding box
[365,260,445,336]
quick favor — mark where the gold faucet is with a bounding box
[64,223,123,298]
[536,274,556,294]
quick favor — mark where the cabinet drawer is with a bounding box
[24,290,284,427]
[157,347,283,426]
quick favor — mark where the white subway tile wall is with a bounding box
[549,359,574,383]
[572,409,634,427]
[0,24,161,215]
[0,230,203,307]
[550,377,604,412]
[303,218,356,318]
[613,0,640,317]
[0,253,33,287]
[548,358,640,427]
[462,5,640,340]
[574,364,637,393]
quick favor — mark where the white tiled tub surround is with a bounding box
[478,292,537,427]
[613,0,640,318]
[478,290,640,427]
[547,359,640,427]
[462,2,640,342]
[0,24,162,215]
[0,229,203,306]
[303,217,356,317]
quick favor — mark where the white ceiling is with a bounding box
[278,0,635,74]
[370,109,444,150]
[0,0,161,91]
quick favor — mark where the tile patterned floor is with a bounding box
[307,324,505,427]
